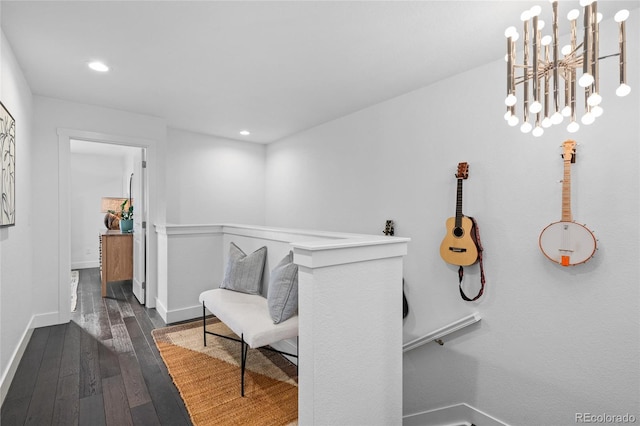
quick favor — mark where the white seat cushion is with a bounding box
[199,288,298,349]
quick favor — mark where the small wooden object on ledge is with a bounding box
[99,230,133,297]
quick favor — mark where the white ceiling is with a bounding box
[2,1,637,144]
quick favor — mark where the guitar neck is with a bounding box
[455,178,464,226]
[561,157,572,222]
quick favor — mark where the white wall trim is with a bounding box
[155,297,169,322]
[0,312,56,406]
[71,260,100,270]
[270,338,298,365]
[31,312,61,329]
[155,223,223,236]
[403,403,509,426]
[162,304,203,325]
[0,323,34,406]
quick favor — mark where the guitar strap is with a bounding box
[457,216,486,301]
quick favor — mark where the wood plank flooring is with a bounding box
[1,268,192,426]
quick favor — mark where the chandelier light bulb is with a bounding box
[616,83,631,97]
[567,9,580,21]
[508,115,520,127]
[579,0,594,7]
[530,5,542,17]
[542,117,552,128]
[541,35,552,46]
[579,73,594,88]
[504,111,512,121]
[597,13,603,24]
[561,44,572,55]
[532,126,544,137]
[521,122,533,133]
[505,26,517,38]
[581,112,595,125]
[529,101,543,114]
[561,106,572,117]
[567,121,580,133]
[587,92,602,106]
[615,9,629,23]
[521,10,532,21]
[592,105,604,118]
[537,20,546,30]
[505,94,517,106]
[551,111,564,124]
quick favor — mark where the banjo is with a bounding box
[539,140,597,266]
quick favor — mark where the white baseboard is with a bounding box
[403,403,509,426]
[0,309,64,406]
[156,300,202,324]
[71,260,99,270]
[0,321,34,406]
[270,338,298,365]
[31,311,61,328]
[155,298,169,322]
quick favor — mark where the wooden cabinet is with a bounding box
[100,231,133,297]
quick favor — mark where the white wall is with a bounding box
[69,151,133,269]
[0,27,35,401]
[165,127,266,225]
[266,11,639,426]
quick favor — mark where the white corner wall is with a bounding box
[0,27,35,403]
[165,127,266,225]
[266,10,639,426]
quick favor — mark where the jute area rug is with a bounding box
[152,318,298,426]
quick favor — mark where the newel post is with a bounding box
[293,237,409,425]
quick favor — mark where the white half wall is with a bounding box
[155,223,409,425]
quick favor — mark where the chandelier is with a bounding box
[504,0,630,136]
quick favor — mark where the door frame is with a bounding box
[58,128,158,323]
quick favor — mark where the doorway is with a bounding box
[69,139,147,305]
[58,129,158,325]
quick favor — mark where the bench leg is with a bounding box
[240,334,248,397]
[202,303,207,347]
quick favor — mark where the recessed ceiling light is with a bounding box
[88,61,109,72]
[239,130,251,136]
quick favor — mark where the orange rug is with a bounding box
[152,318,298,426]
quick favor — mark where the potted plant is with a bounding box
[110,199,133,233]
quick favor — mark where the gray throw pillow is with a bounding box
[267,251,298,324]
[220,242,267,295]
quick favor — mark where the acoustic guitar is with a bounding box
[440,162,478,266]
[539,140,597,266]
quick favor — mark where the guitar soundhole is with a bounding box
[453,227,464,238]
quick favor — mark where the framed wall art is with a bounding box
[0,101,15,226]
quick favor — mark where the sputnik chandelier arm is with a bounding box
[504,0,631,137]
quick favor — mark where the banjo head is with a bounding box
[539,221,597,266]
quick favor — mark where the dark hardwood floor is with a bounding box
[1,268,192,426]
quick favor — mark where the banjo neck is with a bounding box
[539,139,596,267]
[560,140,576,222]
